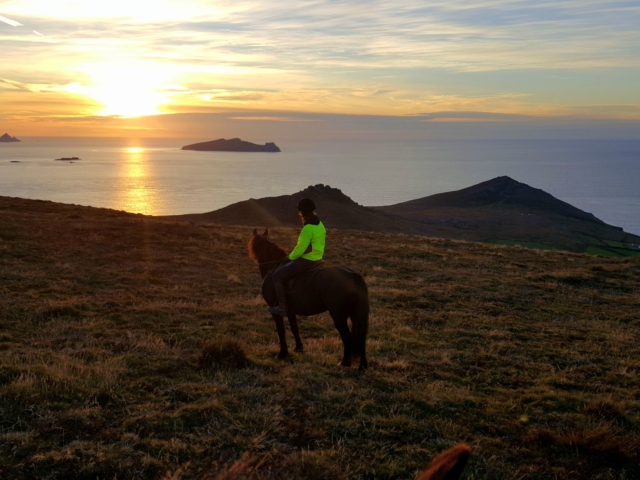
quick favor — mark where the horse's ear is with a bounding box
[263,229,269,237]
[253,228,258,235]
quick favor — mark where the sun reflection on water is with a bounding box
[117,148,158,215]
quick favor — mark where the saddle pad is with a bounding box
[265,261,325,294]
[285,265,324,293]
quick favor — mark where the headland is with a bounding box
[166,177,640,257]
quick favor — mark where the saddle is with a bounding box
[268,261,325,293]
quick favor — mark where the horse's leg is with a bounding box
[330,312,352,367]
[272,314,289,359]
[287,312,303,353]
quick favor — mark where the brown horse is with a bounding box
[248,229,369,371]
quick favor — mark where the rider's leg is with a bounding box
[271,280,288,316]
[269,262,292,316]
[269,259,316,316]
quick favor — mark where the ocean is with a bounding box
[1,137,639,235]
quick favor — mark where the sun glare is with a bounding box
[116,149,159,215]
[86,62,171,117]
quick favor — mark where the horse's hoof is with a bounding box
[339,360,351,367]
[277,352,289,360]
[295,345,304,353]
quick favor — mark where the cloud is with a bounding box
[2,1,640,121]
[229,116,319,122]
[417,111,526,123]
[0,14,22,26]
[420,117,508,123]
[1,78,34,91]
[4,1,640,71]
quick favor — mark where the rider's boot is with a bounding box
[268,281,288,317]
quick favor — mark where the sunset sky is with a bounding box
[1,0,640,136]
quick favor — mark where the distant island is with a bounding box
[55,157,80,161]
[181,138,281,152]
[0,133,20,143]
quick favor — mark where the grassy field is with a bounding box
[1,196,639,480]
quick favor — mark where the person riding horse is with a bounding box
[268,197,326,317]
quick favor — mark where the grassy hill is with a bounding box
[168,178,640,257]
[1,195,639,479]
[376,177,640,257]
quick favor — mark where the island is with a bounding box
[181,138,281,152]
[0,133,20,143]
[55,157,80,161]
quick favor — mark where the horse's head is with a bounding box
[248,228,287,278]
[248,228,268,261]
[248,228,285,264]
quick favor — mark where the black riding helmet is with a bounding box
[297,197,316,214]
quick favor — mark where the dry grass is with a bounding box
[1,196,639,479]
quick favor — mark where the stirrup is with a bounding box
[268,305,288,317]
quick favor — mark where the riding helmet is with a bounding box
[297,197,316,213]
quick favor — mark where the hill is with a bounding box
[168,179,640,257]
[0,195,639,479]
[181,138,280,152]
[378,176,601,222]
[376,176,640,256]
[169,184,431,235]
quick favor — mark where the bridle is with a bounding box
[251,235,288,269]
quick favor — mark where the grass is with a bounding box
[1,196,639,479]
[576,233,640,258]
[486,239,563,251]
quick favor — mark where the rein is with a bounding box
[259,257,288,267]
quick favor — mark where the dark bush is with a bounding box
[0,366,20,386]
[199,341,248,370]
[41,305,83,319]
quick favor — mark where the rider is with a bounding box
[268,197,326,316]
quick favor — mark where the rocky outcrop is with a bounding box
[181,138,280,152]
[166,184,415,233]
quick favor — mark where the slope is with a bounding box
[1,195,639,479]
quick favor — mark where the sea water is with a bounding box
[1,137,639,235]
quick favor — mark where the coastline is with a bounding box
[1,138,640,235]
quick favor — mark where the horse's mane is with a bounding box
[248,234,287,262]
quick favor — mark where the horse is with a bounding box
[248,228,369,371]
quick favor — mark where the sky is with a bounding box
[1,0,640,137]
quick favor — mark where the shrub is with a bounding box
[199,341,248,370]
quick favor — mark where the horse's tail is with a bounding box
[350,272,369,362]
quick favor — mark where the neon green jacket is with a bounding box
[289,219,326,261]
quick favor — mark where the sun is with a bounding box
[86,61,171,117]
